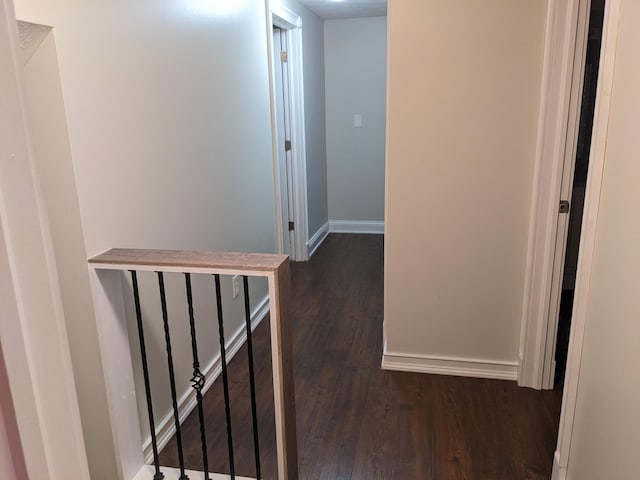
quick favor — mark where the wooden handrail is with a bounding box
[89,248,289,277]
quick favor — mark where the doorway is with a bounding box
[270,6,309,261]
[553,0,606,386]
[272,26,295,259]
[519,0,608,391]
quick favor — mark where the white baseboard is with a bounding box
[381,352,519,381]
[143,295,270,462]
[307,222,329,258]
[329,220,384,234]
[551,451,566,480]
[135,465,256,480]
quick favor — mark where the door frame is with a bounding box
[552,0,620,476]
[520,0,622,474]
[519,0,594,390]
[272,25,294,258]
[268,2,309,261]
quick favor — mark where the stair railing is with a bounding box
[88,249,297,480]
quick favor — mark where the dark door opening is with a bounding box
[555,0,606,386]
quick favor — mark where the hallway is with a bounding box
[160,234,561,479]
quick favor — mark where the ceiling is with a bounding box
[296,0,387,19]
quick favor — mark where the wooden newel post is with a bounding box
[268,258,298,480]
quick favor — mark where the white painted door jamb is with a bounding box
[268,1,309,261]
[552,0,621,477]
[518,0,590,390]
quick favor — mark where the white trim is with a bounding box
[554,0,621,473]
[306,222,329,258]
[551,451,566,480]
[288,25,309,262]
[143,295,270,462]
[271,2,301,29]
[269,3,309,262]
[89,269,144,480]
[518,0,588,390]
[329,220,384,235]
[381,352,519,381]
[0,1,90,477]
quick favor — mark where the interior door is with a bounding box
[542,0,598,389]
[272,27,295,258]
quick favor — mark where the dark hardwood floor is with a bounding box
[159,234,562,479]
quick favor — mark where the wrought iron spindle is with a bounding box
[243,276,262,479]
[131,271,165,480]
[213,274,235,478]
[157,272,189,480]
[184,274,211,480]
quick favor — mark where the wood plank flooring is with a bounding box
[159,234,562,479]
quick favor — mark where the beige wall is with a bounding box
[384,0,547,365]
[16,0,278,478]
[566,0,640,477]
[325,16,386,223]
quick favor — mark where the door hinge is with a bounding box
[559,200,570,214]
[280,51,288,63]
[285,140,292,152]
[288,221,295,231]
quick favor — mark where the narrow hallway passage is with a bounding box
[160,234,561,479]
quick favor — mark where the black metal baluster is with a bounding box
[184,274,211,480]
[158,272,189,480]
[242,276,262,479]
[213,274,235,479]
[131,271,165,480]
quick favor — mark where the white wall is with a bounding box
[565,0,640,476]
[16,0,279,477]
[1,1,89,475]
[384,0,547,374]
[276,0,328,238]
[325,16,386,223]
[22,30,117,478]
